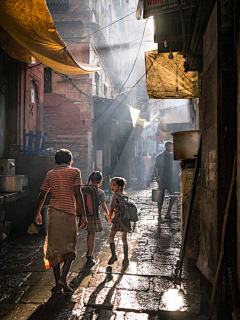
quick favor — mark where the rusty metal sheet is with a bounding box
[145,50,199,99]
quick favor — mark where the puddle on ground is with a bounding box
[161,288,186,311]
[79,274,93,288]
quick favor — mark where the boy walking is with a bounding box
[35,148,87,293]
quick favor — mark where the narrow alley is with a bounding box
[0,1,240,319]
[0,185,206,320]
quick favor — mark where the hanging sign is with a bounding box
[143,0,190,18]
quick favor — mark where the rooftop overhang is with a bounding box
[140,0,216,71]
[0,0,101,75]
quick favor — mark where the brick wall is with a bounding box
[43,85,93,182]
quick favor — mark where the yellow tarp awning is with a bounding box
[145,50,199,99]
[0,0,101,75]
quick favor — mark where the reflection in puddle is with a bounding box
[161,288,184,311]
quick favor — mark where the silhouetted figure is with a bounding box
[154,141,176,223]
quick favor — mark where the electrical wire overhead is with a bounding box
[68,11,136,46]
[94,19,148,123]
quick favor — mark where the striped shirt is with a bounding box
[41,164,82,215]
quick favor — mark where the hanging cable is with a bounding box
[93,18,148,122]
[26,62,43,69]
[52,70,91,98]
[68,11,136,46]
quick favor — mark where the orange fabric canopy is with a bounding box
[0,0,101,75]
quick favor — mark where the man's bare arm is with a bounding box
[35,190,48,225]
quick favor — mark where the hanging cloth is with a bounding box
[0,0,102,75]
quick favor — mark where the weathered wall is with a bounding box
[196,3,219,284]
[197,3,237,308]
[44,90,93,182]
[181,168,200,262]
[3,56,44,156]
[23,64,45,136]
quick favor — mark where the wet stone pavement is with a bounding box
[0,184,208,320]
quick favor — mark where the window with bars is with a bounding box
[46,0,69,14]
[44,68,52,93]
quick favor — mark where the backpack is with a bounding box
[81,185,99,215]
[116,194,138,222]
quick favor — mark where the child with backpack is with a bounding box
[83,171,109,268]
[107,176,131,268]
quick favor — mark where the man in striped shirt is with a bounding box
[35,148,87,293]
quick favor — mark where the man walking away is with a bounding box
[154,141,176,223]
